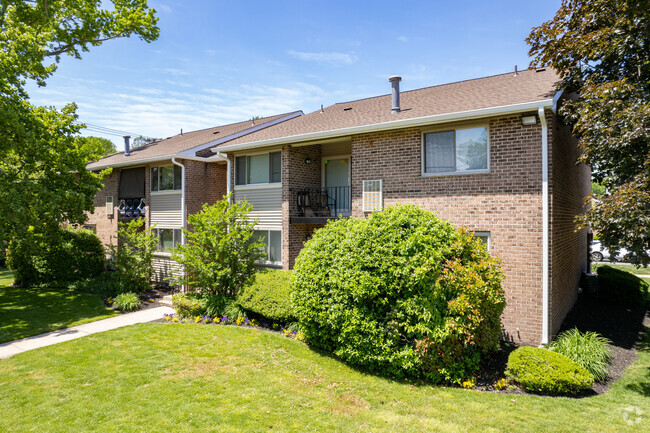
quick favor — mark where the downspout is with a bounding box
[539,106,549,345]
[216,151,231,202]
[171,157,186,292]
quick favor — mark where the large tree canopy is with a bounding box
[527,0,650,265]
[0,1,159,241]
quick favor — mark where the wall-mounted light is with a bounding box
[521,115,538,126]
[304,157,312,165]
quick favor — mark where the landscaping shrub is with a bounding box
[506,346,594,394]
[70,271,124,299]
[237,269,294,323]
[113,292,141,312]
[8,225,104,286]
[596,265,648,310]
[291,204,506,383]
[172,292,206,318]
[549,328,612,382]
[108,218,157,293]
[171,195,265,296]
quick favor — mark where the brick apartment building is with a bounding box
[87,68,590,345]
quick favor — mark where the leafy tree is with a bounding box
[108,218,157,293]
[0,0,159,242]
[527,0,650,265]
[171,195,265,297]
[77,136,117,162]
[132,135,159,148]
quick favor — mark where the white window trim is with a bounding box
[150,189,182,196]
[235,151,282,187]
[421,125,490,177]
[253,229,282,266]
[233,182,282,191]
[154,227,183,253]
[151,164,183,192]
[474,231,491,251]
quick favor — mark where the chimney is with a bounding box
[123,135,131,156]
[389,75,402,114]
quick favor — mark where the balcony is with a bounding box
[290,186,350,224]
[117,198,146,219]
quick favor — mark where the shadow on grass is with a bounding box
[624,323,650,397]
[0,282,115,344]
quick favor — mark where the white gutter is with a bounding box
[214,99,554,152]
[539,106,549,345]
[86,111,302,171]
[87,153,226,171]
[171,157,186,293]
[216,151,231,202]
[170,157,186,243]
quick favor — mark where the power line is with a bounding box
[74,121,153,139]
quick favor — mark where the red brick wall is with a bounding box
[348,115,546,344]
[184,160,227,221]
[548,114,590,338]
[282,144,322,269]
[86,169,120,248]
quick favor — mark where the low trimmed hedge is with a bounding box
[506,346,594,394]
[172,292,206,318]
[237,270,294,323]
[596,265,648,310]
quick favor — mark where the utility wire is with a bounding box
[74,121,152,139]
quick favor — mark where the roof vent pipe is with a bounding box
[123,135,131,156]
[389,75,402,114]
[514,65,518,76]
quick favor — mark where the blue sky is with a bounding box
[26,0,561,149]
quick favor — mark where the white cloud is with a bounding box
[157,3,172,13]
[397,36,408,42]
[287,50,357,65]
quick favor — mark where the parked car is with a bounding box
[590,240,630,262]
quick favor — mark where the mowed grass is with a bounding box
[592,262,650,276]
[0,269,117,343]
[0,323,648,432]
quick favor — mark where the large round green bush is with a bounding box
[237,270,295,323]
[291,204,506,383]
[8,225,105,286]
[506,346,595,394]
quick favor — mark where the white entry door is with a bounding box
[324,157,351,216]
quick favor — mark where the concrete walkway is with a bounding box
[0,306,175,359]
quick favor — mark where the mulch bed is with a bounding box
[108,286,177,312]
[475,293,649,395]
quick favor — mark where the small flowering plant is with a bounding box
[163,313,173,322]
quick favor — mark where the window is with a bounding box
[154,228,182,252]
[474,232,490,251]
[251,230,282,263]
[235,152,281,185]
[151,165,182,191]
[82,224,96,234]
[423,126,488,175]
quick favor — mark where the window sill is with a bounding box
[151,190,182,195]
[154,251,173,257]
[233,183,282,190]
[421,169,490,178]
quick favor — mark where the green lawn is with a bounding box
[592,262,650,276]
[0,269,117,343]
[0,323,648,432]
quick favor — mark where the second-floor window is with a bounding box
[235,151,281,185]
[423,126,488,175]
[151,165,182,191]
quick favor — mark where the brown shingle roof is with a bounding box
[215,68,558,149]
[87,111,302,169]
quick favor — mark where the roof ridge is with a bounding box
[331,68,552,107]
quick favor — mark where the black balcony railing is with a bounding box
[118,198,146,219]
[292,186,350,221]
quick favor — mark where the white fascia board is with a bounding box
[214,99,554,153]
[180,111,303,157]
[87,111,303,171]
